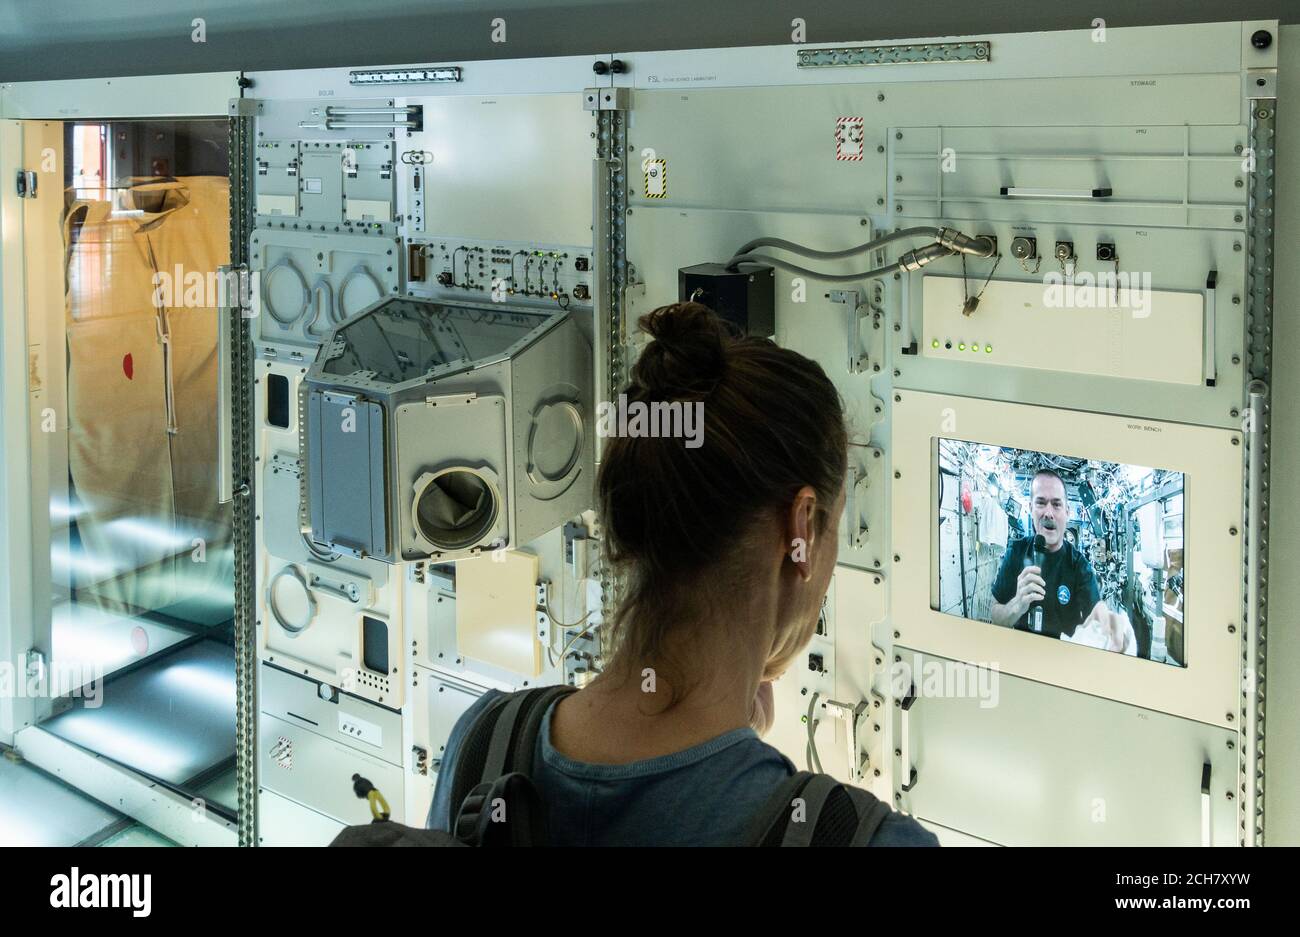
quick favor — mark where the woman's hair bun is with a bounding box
[632,302,729,398]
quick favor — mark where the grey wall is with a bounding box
[2,0,1299,82]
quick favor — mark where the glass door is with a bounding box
[5,114,238,845]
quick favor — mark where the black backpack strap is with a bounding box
[844,786,892,846]
[450,685,577,846]
[748,770,818,846]
[455,773,547,846]
[778,774,839,846]
[750,771,892,847]
[508,685,577,776]
[481,691,537,782]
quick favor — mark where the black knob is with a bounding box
[610,59,627,74]
[592,61,610,75]
[1251,29,1272,50]
[237,75,253,89]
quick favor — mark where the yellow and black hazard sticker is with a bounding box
[644,158,667,198]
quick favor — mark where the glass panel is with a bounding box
[18,118,237,842]
[322,298,551,383]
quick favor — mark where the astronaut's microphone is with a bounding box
[1029,534,1047,633]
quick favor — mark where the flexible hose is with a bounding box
[727,252,902,283]
[729,226,939,266]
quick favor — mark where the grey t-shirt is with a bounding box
[427,689,938,846]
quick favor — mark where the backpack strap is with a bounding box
[507,685,577,776]
[450,685,578,846]
[844,786,892,846]
[749,770,892,847]
[748,770,819,846]
[778,774,839,847]
[481,691,537,782]
[455,773,547,846]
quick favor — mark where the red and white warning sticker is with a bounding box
[835,117,865,161]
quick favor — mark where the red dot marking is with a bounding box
[122,353,134,380]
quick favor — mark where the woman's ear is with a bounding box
[785,485,819,583]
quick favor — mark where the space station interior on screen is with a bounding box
[936,438,1186,667]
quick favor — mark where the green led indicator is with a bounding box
[985,344,993,354]
[958,342,967,351]
[932,338,940,348]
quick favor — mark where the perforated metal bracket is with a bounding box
[536,581,552,649]
[797,41,990,69]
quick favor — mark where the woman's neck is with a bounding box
[549,628,769,765]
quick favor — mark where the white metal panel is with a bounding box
[615,22,1258,91]
[412,93,595,245]
[257,788,345,846]
[921,275,1205,385]
[259,710,406,825]
[896,650,1239,846]
[246,55,602,101]
[0,72,241,119]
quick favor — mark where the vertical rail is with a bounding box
[1241,101,1275,846]
[228,100,259,847]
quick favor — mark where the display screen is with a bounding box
[935,438,1186,667]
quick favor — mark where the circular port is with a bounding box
[268,566,316,635]
[413,468,500,551]
[1010,237,1035,260]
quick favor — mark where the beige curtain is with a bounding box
[63,177,230,621]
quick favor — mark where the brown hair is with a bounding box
[597,302,847,692]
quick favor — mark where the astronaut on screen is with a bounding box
[989,469,1137,655]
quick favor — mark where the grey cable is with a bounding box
[730,226,938,266]
[728,252,901,283]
